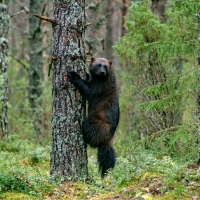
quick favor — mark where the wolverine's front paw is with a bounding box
[67,70,81,83]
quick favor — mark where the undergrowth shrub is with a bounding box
[0,135,51,195]
[0,169,30,193]
[0,134,26,152]
[29,146,49,165]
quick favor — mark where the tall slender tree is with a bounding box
[105,0,121,65]
[49,0,88,180]
[196,11,200,163]
[122,0,129,36]
[29,0,43,138]
[0,0,9,137]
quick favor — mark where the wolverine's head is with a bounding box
[89,57,112,79]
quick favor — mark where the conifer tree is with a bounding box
[47,0,88,180]
[196,11,200,163]
[34,0,88,181]
[29,0,43,139]
[0,0,9,137]
[115,0,198,143]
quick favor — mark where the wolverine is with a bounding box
[67,57,119,178]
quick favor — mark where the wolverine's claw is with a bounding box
[67,71,81,82]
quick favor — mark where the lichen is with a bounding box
[50,0,88,180]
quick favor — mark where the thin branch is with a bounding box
[41,2,47,16]
[13,0,29,12]
[86,50,93,56]
[34,14,57,25]
[10,10,26,17]
[151,126,180,138]
[86,23,92,27]
[9,55,28,69]
[33,44,51,55]
[38,3,47,30]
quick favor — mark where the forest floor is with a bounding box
[88,163,200,200]
[0,136,200,200]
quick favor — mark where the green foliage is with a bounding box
[0,135,52,196]
[0,167,30,193]
[114,0,199,160]
[116,0,198,62]
[0,135,199,199]
[1,0,200,199]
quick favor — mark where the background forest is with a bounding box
[0,0,200,199]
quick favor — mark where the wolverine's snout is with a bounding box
[100,66,107,76]
[100,71,106,76]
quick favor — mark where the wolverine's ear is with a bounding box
[91,57,96,62]
[109,60,112,65]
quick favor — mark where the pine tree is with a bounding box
[49,0,88,180]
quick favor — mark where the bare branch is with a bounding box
[13,0,29,12]
[86,50,93,56]
[10,10,26,17]
[86,23,92,27]
[34,14,57,25]
[9,55,28,69]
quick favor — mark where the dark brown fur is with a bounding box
[67,57,119,177]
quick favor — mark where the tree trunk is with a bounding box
[50,0,88,181]
[196,12,200,164]
[151,0,167,22]
[197,13,200,109]
[28,0,43,138]
[105,0,113,61]
[121,0,129,36]
[105,0,121,66]
[0,0,9,137]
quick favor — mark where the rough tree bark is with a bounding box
[50,0,88,180]
[0,0,9,137]
[29,0,43,138]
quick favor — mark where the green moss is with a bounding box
[0,192,34,200]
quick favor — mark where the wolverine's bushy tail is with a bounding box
[97,144,116,178]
